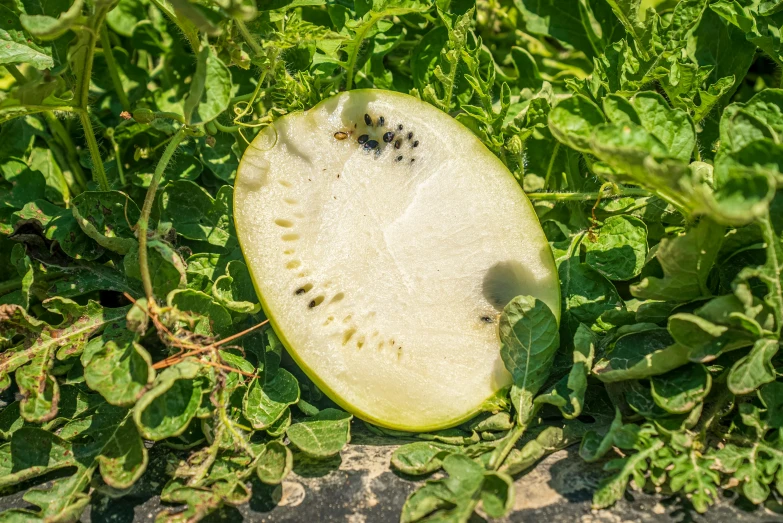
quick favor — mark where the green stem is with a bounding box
[692,141,702,162]
[488,422,527,469]
[44,112,89,192]
[543,142,561,188]
[233,68,269,122]
[213,120,241,133]
[441,58,459,112]
[5,105,83,118]
[137,127,187,304]
[0,276,24,297]
[99,26,131,111]
[695,384,733,440]
[235,19,263,57]
[527,188,650,201]
[108,132,125,186]
[0,272,61,297]
[189,423,223,485]
[760,211,783,335]
[76,5,112,190]
[80,112,109,190]
[154,111,186,123]
[217,388,255,458]
[344,14,383,90]
[4,64,26,84]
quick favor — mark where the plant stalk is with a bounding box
[44,112,89,192]
[488,422,527,470]
[76,4,112,191]
[527,188,650,201]
[345,14,383,90]
[80,113,109,190]
[99,26,131,111]
[4,64,26,84]
[235,19,263,57]
[137,127,187,304]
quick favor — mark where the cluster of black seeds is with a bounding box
[333,113,420,163]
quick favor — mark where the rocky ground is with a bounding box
[1,427,780,522]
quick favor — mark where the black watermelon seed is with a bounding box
[410,158,415,163]
[383,132,395,142]
[407,132,413,140]
[412,140,419,147]
[481,316,493,323]
[334,131,348,140]
[397,124,403,131]
[394,139,402,149]
[364,114,372,125]
[395,155,403,162]
[309,300,317,308]
[378,116,385,126]
[364,140,379,149]
[295,288,306,295]
[358,134,369,144]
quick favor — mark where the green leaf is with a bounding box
[502,425,569,474]
[255,440,293,485]
[0,299,128,420]
[631,91,696,163]
[592,434,664,509]
[579,409,624,462]
[593,328,690,382]
[400,452,484,521]
[243,368,299,430]
[15,362,59,423]
[200,134,239,183]
[133,360,205,440]
[727,338,780,395]
[585,215,648,280]
[480,471,514,518]
[0,7,54,69]
[159,181,234,248]
[166,289,232,337]
[83,337,154,407]
[499,295,560,421]
[124,239,187,298]
[46,211,104,260]
[94,413,148,488]
[106,0,148,36]
[0,473,90,521]
[535,323,596,418]
[548,95,606,153]
[632,219,724,301]
[559,248,624,339]
[514,0,621,59]
[7,244,32,310]
[184,45,232,125]
[0,428,76,488]
[286,408,352,458]
[71,191,141,255]
[667,312,756,362]
[391,441,454,475]
[212,260,259,314]
[0,160,46,208]
[467,411,513,432]
[650,363,711,414]
[20,0,83,41]
[664,448,720,513]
